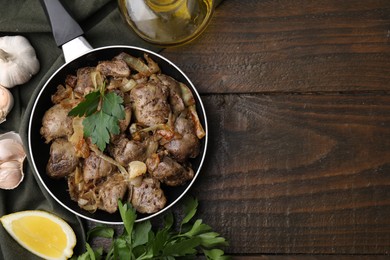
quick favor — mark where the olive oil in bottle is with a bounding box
[118,0,214,46]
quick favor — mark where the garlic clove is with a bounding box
[0,161,24,190]
[0,85,14,124]
[0,134,25,163]
[0,131,23,145]
[0,132,26,189]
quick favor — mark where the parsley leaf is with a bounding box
[86,226,114,241]
[182,219,212,237]
[83,111,113,151]
[132,221,151,248]
[74,243,102,260]
[203,248,230,260]
[118,200,136,237]
[68,91,100,117]
[102,92,125,119]
[162,236,201,256]
[68,89,125,151]
[181,196,198,228]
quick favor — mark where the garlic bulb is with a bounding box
[0,132,26,189]
[0,36,40,88]
[0,85,14,124]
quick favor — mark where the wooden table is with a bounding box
[157,0,390,258]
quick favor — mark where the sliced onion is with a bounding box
[189,105,206,139]
[129,175,143,187]
[144,53,160,74]
[121,53,150,76]
[89,145,129,177]
[90,70,104,91]
[179,82,195,106]
[69,117,89,158]
[138,124,175,140]
[120,78,137,92]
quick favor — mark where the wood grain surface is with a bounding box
[188,94,390,255]
[159,0,390,257]
[162,0,390,94]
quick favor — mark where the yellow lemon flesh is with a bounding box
[0,210,76,260]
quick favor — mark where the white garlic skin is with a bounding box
[0,85,14,124]
[0,35,40,88]
[0,132,26,190]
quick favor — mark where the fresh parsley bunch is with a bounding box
[74,197,229,260]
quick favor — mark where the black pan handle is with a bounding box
[40,0,84,46]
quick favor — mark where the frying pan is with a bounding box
[28,0,208,224]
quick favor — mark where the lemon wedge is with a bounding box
[0,210,76,260]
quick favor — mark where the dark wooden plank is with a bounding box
[161,0,390,94]
[233,256,390,260]
[187,94,390,254]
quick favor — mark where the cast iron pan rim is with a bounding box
[28,45,208,224]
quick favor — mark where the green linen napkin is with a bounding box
[0,0,222,259]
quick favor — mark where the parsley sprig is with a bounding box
[68,84,125,151]
[73,197,229,260]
